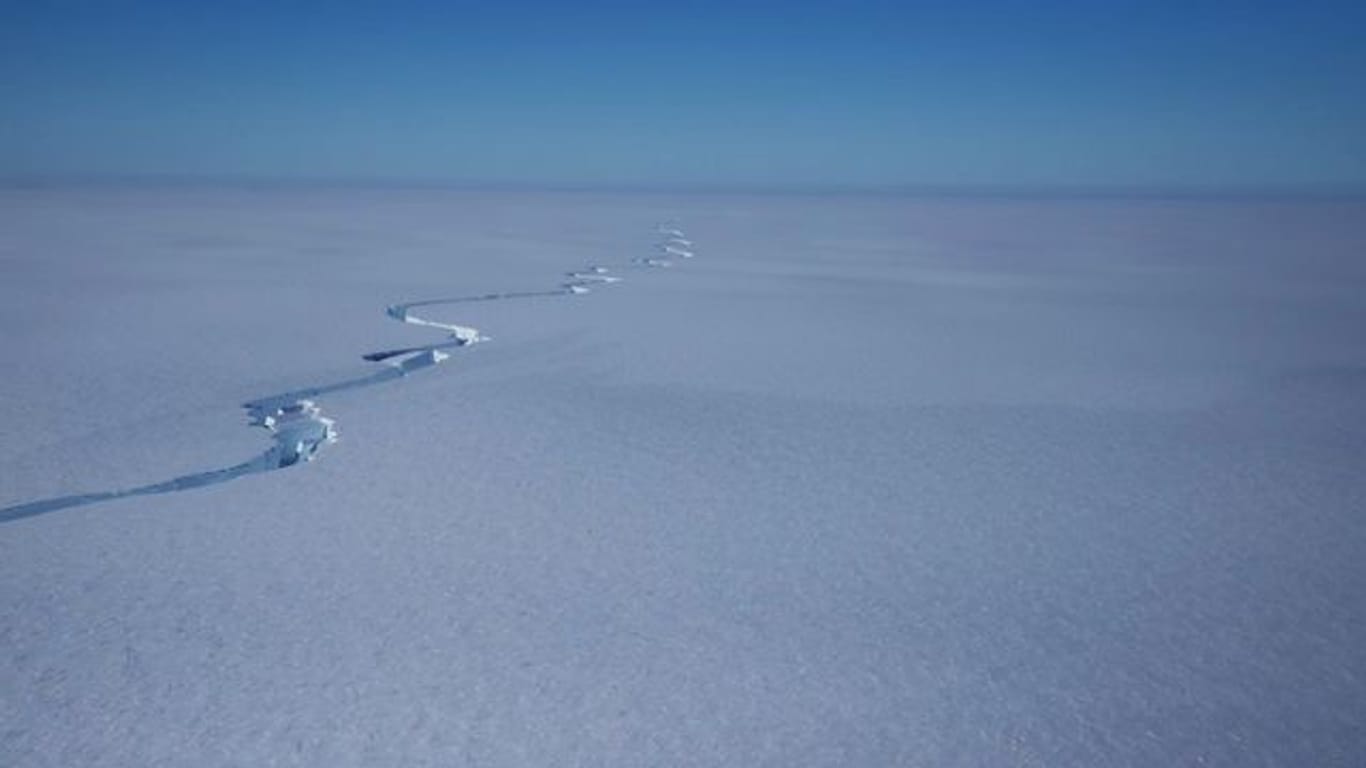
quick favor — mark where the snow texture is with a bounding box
[2,186,1365,766]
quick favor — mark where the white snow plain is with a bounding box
[2,186,1364,766]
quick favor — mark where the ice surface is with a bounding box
[2,186,1365,766]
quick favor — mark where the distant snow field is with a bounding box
[2,187,1364,766]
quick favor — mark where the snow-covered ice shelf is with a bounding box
[2,187,1364,766]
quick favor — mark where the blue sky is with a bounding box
[2,0,1363,188]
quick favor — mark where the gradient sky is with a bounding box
[2,0,1363,188]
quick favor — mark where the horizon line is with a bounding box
[3,173,1365,201]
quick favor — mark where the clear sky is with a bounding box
[2,0,1363,189]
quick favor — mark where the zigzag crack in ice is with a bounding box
[1,227,696,523]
